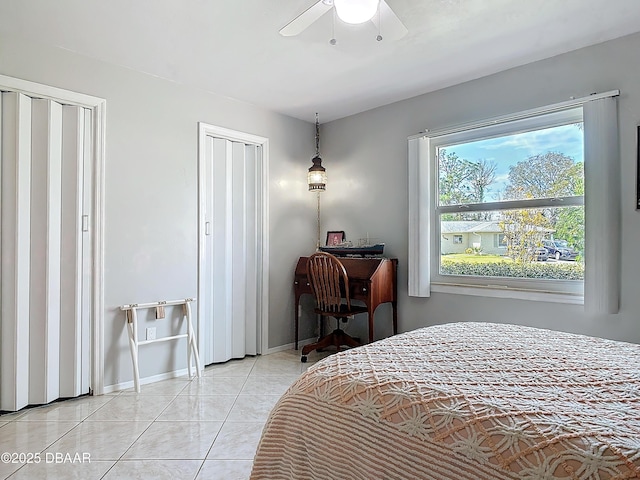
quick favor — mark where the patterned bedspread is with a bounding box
[250,323,640,480]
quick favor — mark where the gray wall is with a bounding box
[0,33,318,389]
[320,31,640,345]
[1,29,638,390]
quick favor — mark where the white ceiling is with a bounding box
[2,0,640,122]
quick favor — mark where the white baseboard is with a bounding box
[264,337,316,355]
[104,339,318,393]
[103,367,199,394]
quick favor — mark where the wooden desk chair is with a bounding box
[301,252,368,363]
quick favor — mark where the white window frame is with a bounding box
[495,234,507,248]
[408,91,620,312]
[453,235,463,245]
[433,108,584,296]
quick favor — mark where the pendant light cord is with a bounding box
[315,113,320,155]
[316,191,321,251]
[330,9,337,45]
[315,112,321,250]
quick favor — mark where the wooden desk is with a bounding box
[294,256,398,349]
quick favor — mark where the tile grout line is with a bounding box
[1,351,324,480]
[200,357,257,463]
[112,376,197,466]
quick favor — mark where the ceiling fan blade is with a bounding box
[372,0,408,40]
[279,1,333,37]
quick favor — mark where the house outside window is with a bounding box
[408,92,620,311]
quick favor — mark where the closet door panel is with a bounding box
[28,99,63,404]
[230,141,247,358]
[201,130,264,364]
[59,105,86,398]
[1,92,92,410]
[202,136,215,363]
[211,138,232,363]
[80,108,92,393]
[1,92,32,412]
[244,144,258,356]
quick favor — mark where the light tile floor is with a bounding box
[0,349,328,480]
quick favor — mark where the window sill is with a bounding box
[431,282,584,305]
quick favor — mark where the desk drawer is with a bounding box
[297,274,372,298]
[350,282,371,298]
[294,276,313,295]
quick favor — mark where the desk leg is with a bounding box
[294,295,300,350]
[392,301,398,335]
[366,302,396,343]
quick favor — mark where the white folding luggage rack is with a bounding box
[120,298,202,393]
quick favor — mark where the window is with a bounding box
[435,109,584,293]
[408,92,620,312]
[453,235,463,244]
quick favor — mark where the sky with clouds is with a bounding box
[443,122,584,202]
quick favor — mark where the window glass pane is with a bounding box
[439,206,584,280]
[437,123,584,206]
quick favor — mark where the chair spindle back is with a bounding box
[307,253,352,313]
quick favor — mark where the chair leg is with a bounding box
[337,329,360,348]
[302,332,336,357]
[301,319,362,362]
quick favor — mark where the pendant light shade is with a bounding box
[308,113,326,192]
[308,156,327,191]
[334,0,379,24]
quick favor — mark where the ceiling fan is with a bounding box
[280,0,408,42]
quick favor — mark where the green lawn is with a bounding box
[442,254,513,264]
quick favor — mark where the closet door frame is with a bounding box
[0,74,106,395]
[197,123,270,361]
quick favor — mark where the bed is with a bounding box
[250,322,640,480]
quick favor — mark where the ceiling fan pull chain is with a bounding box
[376,6,383,41]
[330,8,337,45]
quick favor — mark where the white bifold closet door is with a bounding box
[0,92,92,412]
[202,137,261,364]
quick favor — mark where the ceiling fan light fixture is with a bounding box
[334,0,379,25]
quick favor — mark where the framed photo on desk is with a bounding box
[326,231,345,246]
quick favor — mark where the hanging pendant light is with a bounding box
[308,113,326,251]
[308,114,327,192]
[334,0,379,25]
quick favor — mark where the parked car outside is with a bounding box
[533,247,549,262]
[542,239,578,261]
